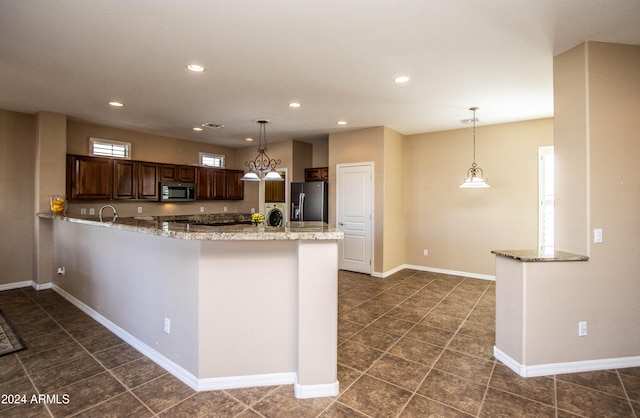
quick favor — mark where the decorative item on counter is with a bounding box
[49,195,66,215]
[251,213,264,226]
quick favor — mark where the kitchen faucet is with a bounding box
[99,205,118,223]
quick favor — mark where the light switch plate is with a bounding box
[594,228,603,243]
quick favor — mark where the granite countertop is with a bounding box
[491,249,589,262]
[38,213,344,241]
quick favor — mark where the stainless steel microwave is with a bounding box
[160,182,196,202]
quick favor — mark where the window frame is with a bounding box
[199,152,225,168]
[89,137,131,159]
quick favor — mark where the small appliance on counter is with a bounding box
[290,181,328,223]
[160,182,196,202]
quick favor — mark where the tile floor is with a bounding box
[0,269,638,417]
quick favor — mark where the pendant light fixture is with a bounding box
[241,120,284,182]
[460,107,490,188]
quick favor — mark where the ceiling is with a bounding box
[1,1,639,148]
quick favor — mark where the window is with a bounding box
[90,137,131,159]
[539,146,554,253]
[200,152,225,168]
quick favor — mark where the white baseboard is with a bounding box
[294,380,339,398]
[382,264,495,281]
[0,280,52,292]
[494,346,640,377]
[51,285,335,398]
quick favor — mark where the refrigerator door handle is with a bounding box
[299,193,305,222]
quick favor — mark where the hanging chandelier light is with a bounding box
[241,120,284,182]
[460,107,490,188]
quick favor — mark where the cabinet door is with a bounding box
[305,167,328,182]
[67,155,113,200]
[113,160,136,200]
[211,169,227,200]
[226,170,244,200]
[265,180,285,202]
[160,164,177,181]
[138,162,159,200]
[178,166,196,183]
[196,167,212,200]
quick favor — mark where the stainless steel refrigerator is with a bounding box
[290,181,328,222]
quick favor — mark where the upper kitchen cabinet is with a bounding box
[137,162,159,200]
[113,160,136,200]
[226,170,244,200]
[160,164,197,183]
[67,155,113,200]
[196,167,213,200]
[304,167,328,182]
[211,169,228,200]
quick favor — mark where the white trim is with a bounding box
[0,280,53,292]
[494,346,640,377]
[51,285,319,396]
[381,264,496,281]
[294,380,339,398]
[199,372,296,391]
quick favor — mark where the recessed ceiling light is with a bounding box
[187,64,205,72]
[245,137,254,142]
[108,101,124,107]
[337,121,347,125]
[393,76,410,83]
[201,122,224,129]
[193,127,203,131]
[289,102,301,108]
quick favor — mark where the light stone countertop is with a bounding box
[38,213,344,241]
[491,249,589,262]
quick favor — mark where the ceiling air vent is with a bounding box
[201,122,225,129]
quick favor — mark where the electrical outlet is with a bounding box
[224,206,228,212]
[57,267,65,276]
[164,318,171,334]
[251,208,255,214]
[200,207,205,213]
[579,321,587,336]
[423,249,429,256]
[80,208,87,215]
[137,206,143,214]
[89,208,95,215]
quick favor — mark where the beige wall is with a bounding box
[404,118,554,276]
[0,109,35,286]
[382,127,406,272]
[329,127,385,273]
[553,42,640,362]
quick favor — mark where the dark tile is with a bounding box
[417,369,486,415]
[338,341,384,371]
[433,349,495,384]
[0,401,50,417]
[12,313,63,339]
[19,330,74,357]
[388,336,443,366]
[64,320,111,340]
[93,343,143,369]
[556,379,634,417]
[480,388,556,417]
[55,311,97,330]
[368,353,429,391]
[458,319,495,341]
[386,305,429,322]
[400,393,473,417]
[78,331,124,353]
[319,401,369,417]
[419,312,464,332]
[466,304,495,325]
[338,374,412,418]
[619,366,640,379]
[19,341,88,373]
[110,356,168,389]
[349,326,400,351]
[489,363,555,405]
[74,392,154,418]
[0,376,38,413]
[339,307,381,326]
[404,324,454,347]
[160,391,247,417]
[30,355,103,393]
[224,385,279,406]
[620,371,640,402]
[557,369,626,398]
[252,385,332,418]
[369,315,415,335]
[447,333,494,360]
[47,371,126,417]
[132,373,195,413]
[0,354,26,384]
[338,319,364,340]
[336,365,363,395]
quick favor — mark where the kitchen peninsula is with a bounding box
[39,213,343,398]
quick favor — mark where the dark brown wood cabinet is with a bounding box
[211,169,227,200]
[159,164,196,182]
[196,167,212,200]
[137,162,159,200]
[265,179,285,202]
[226,170,244,200]
[304,167,328,182]
[67,155,113,200]
[113,160,136,200]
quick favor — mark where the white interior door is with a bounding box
[336,162,373,274]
